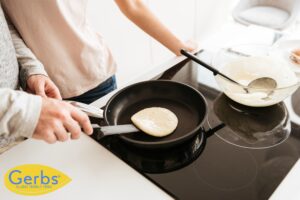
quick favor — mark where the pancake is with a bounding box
[131,107,178,137]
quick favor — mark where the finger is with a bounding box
[70,108,93,135]
[51,87,62,100]
[45,81,62,100]
[35,81,47,98]
[32,131,57,144]
[54,122,69,142]
[43,131,57,144]
[63,118,82,140]
[32,133,43,140]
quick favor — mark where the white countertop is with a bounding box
[0,135,173,200]
[270,159,300,200]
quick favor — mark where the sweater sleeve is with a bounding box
[0,88,42,149]
[6,15,48,90]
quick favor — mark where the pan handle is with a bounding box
[92,124,107,140]
[67,101,104,118]
[201,123,226,138]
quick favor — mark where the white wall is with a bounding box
[147,0,197,66]
[87,0,238,85]
[86,0,152,85]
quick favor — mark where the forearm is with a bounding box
[115,0,185,55]
[0,88,42,150]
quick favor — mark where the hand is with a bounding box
[27,75,62,99]
[176,40,199,56]
[32,98,93,144]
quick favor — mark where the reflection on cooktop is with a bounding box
[95,131,205,174]
[208,94,291,149]
[292,88,300,116]
[192,137,258,191]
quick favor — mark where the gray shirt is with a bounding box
[0,3,18,89]
[0,4,48,153]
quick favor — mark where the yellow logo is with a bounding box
[4,164,71,196]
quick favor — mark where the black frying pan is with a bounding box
[103,80,208,149]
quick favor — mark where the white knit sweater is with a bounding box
[0,4,47,153]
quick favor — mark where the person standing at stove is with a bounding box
[0,4,93,153]
[2,0,197,104]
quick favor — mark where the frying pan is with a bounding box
[100,80,209,149]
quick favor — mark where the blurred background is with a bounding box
[87,0,300,85]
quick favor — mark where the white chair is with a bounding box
[232,0,300,30]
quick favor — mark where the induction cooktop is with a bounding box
[91,53,300,200]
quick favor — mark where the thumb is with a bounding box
[35,82,47,98]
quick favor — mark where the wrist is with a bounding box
[20,94,43,138]
[175,40,198,56]
[172,40,186,56]
[20,67,48,90]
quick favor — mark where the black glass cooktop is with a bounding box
[91,54,300,200]
[292,89,300,116]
